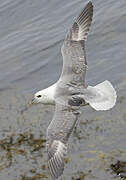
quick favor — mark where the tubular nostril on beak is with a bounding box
[29,98,35,106]
[31,98,35,103]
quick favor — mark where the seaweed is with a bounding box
[110,160,126,179]
[0,131,46,169]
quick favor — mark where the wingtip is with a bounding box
[87,1,93,7]
[47,140,67,180]
[85,1,93,11]
[86,1,93,16]
[65,0,93,41]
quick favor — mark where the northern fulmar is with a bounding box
[31,1,117,179]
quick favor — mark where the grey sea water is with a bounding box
[0,0,126,179]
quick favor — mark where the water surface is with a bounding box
[0,0,126,179]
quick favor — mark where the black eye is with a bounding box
[37,95,41,98]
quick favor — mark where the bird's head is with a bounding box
[31,90,44,105]
[30,84,56,106]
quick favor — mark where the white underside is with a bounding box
[38,80,117,111]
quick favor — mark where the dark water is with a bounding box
[0,0,126,179]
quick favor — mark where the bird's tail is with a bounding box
[80,80,117,111]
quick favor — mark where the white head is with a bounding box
[32,90,46,104]
[31,84,56,105]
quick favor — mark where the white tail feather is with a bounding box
[83,80,117,111]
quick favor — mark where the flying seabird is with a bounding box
[31,1,117,179]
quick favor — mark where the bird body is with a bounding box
[31,1,117,179]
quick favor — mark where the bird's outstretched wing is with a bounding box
[46,102,80,180]
[46,2,93,179]
[60,1,93,86]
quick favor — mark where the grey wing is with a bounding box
[60,1,93,86]
[46,103,80,180]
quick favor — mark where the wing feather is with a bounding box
[46,103,80,179]
[60,1,93,85]
[48,140,67,179]
[66,1,93,41]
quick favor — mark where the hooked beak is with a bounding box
[20,98,37,114]
[29,98,36,106]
